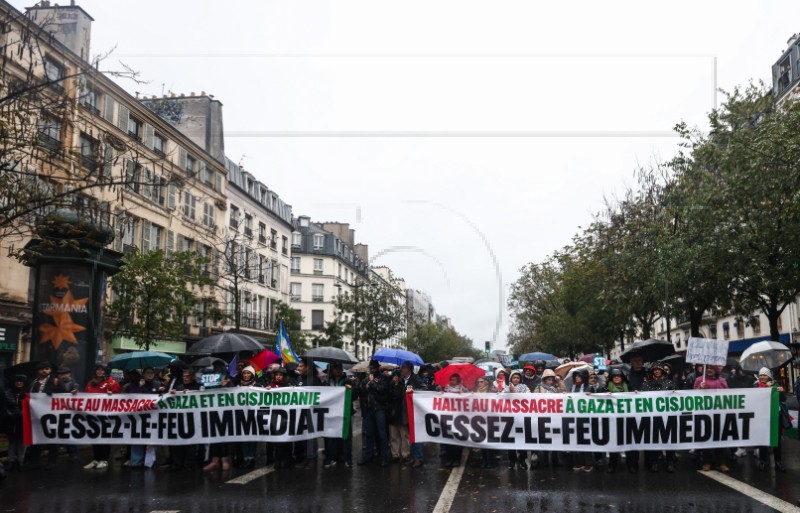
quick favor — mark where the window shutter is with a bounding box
[214,172,222,192]
[199,161,208,183]
[117,104,130,132]
[142,168,152,199]
[178,146,187,170]
[144,123,154,149]
[166,230,174,256]
[167,183,176,210]
[103,96,115,123]
[212,248,219,279]
[141,219,151,252]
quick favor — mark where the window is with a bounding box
[750,316,761,336]
[312,284,324,302]
[292,231,302,247]
[203,202,214,228]
[197,245,210,275]
[182,191,196,220]
[736,319,745,339]
[200,162,210,184]
[43,57,65,91]
[338,263,342,278]
[258,255,267,283]
[258,222,267,244]
[290,283,301,301]
[128,116,142,139]
[244,248,253,279]
[38,117,61,151]
[229,206,239,229]
[167,183,177,210]
[178,235,193,252]
[313,234,324,250]
[153,133,166,155]
[282,235,288,255]
[313,258,323,274]
[271,229,278,250]
[291,256,300,273]
[312,310,324,330]
[722,322,730,340]
[186,155,196,176]
[78,83,99,114]
[244,214,253,238]
[140,221,162,252]
[79,133,98,171]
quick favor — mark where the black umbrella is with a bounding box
[620,338,675,363]
[303,346,359,364]
[187,333,264,355]
[607,363,631,375]
[660,353,686,370]
[189,356,229,370]
[4,360,46,386]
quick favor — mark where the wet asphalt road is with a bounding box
[4,418,800,513]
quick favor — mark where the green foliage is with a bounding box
[335,280,406,355]
[402,321,481,363]
[311,318,347,349]
[108,249,219,351]
[273,300,309,355]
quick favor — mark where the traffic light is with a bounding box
[485,341,491,354]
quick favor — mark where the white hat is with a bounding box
[758,367,772,379]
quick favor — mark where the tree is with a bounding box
[335,279,406,356]
[311,318,347,349]
[273,299,309,355]
[108,249,219,350]
[0,10,155,247]
[688,85,800,340]
[402,321,481,363]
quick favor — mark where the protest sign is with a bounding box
[686,337,729,366]
[25,386,350,445]
[409,389,775,451]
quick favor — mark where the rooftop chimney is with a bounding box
[26,1,94,62]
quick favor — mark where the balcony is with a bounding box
[81,154,97,172]
[259,235,267,244]
[312,295,324,302]
[244,227,253,238]
[38,134,61,153]
[290,294,301,302]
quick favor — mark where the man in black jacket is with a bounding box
[358,359,391,467]
[28,361,60,469]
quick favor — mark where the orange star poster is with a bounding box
[31,264,97,380]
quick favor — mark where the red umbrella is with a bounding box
[434,363,486,390]
[245,350,281,375]
[579,354,596,364]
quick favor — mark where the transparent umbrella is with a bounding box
[739,341,793,372]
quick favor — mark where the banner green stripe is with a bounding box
[342,387,352,440]
[770,388,779,447]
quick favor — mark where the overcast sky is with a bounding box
[13,1,800,350]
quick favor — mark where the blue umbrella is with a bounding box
[373,348,424,366]
[519,352,557,362]
[109,351,175,370]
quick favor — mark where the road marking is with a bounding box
[431,450,470,513]
[226,466,274,485]
[149,511,180,513]
[700,471,800,513]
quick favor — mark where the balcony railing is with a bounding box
[312,295,324,302]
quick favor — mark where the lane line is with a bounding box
[226,466,274,485]
[431,450,470,513]
[149,511,180,513]
[700,471,800,513]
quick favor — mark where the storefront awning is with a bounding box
[111,336,186,354]
[728,333,790,353]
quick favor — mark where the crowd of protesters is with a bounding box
[0,354,792,481]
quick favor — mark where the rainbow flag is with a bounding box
[276,319,298,364]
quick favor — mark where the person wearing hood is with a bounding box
[569,368,590,393]
[755,367,786,472]
[521,365,539,391]
[644,362,676,473]
[234,366,261,469]
[533,369,562,469]
[504,370,530,469]
[604,368,628,473]
[494,368,508,392]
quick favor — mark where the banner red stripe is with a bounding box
[22,396,32,446]
[406,390,415,443]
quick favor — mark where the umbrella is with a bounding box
[659,354,686,372]
[739,341,793,372]
[619,338,675,363]
[3,361,44,386]
[555,361,590,378]
[607,363,631,376]
[245,350,281,372]
[304,346,359,364]
[578,354,597,364]
[190,356,228,369]
[187,333,264,355]
[434,363,486,390]
[351,361,397,373]
[726,356,740,367]
[475,360,505,376]
[109,351,175,370]
[520,352,557,361]
[372,348,424,366]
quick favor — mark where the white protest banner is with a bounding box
[25,386,350,445]
[686,337,729,366]
[409,388,775,451]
